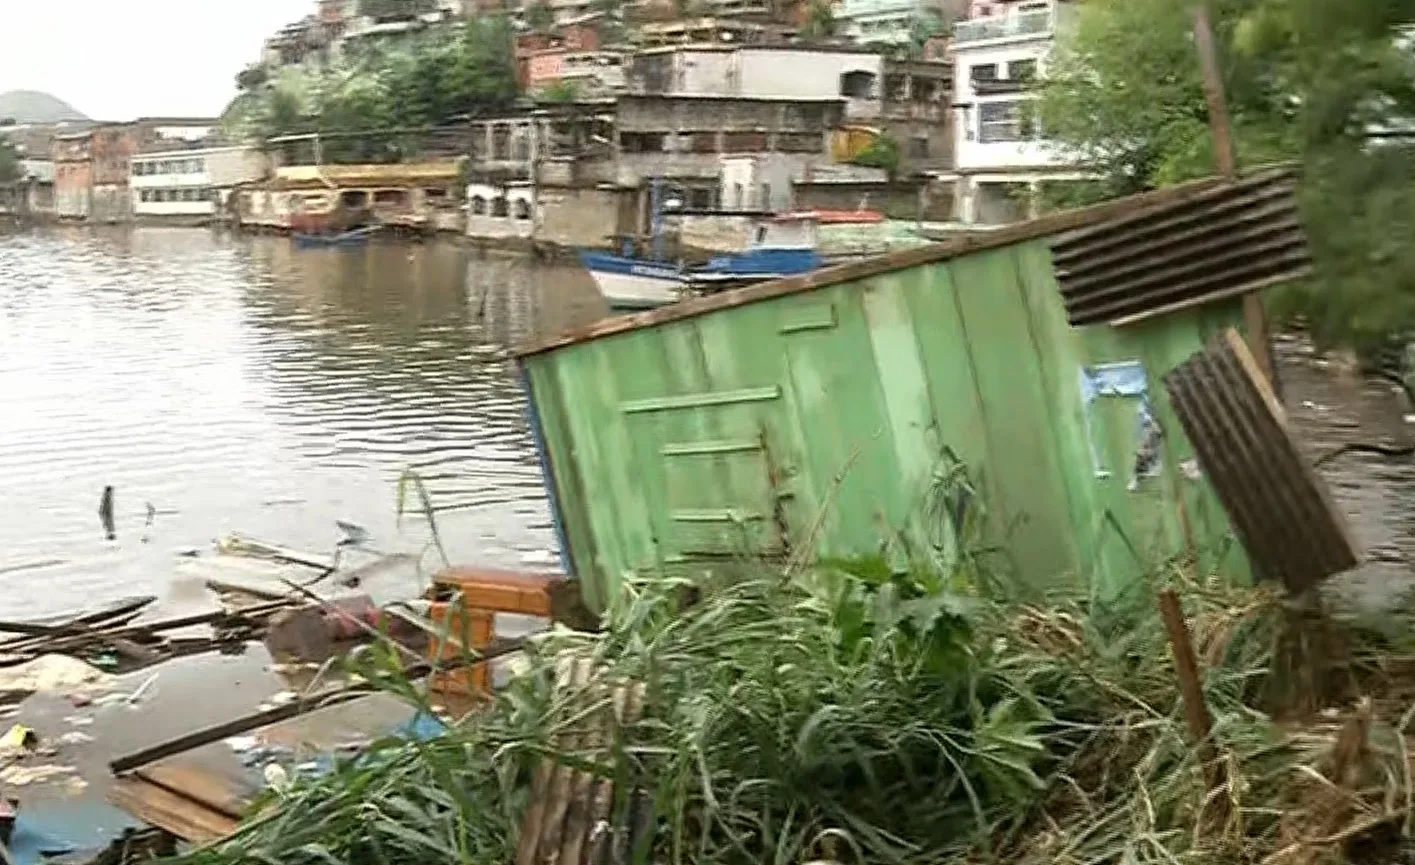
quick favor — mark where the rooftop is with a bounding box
[513,169,1287,358]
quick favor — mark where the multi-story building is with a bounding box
[131,145,269,223]
[50,118,221,223]
[627,45,885,122]
[879,57,953,173]
[637,16,798,46]
[839,0,964,47]
[53,130,93,220]
[950,0,1083,225]
[527,51,628,96]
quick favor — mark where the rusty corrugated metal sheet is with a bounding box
[1050,168,1311,327]
[1163,329,1358,592]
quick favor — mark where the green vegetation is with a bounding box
[849,132,900,177]
[0,138,20,185]
[538,80,583,104]
[225,16,519,159]
[1038,0,1415,358]
[803,0,838,40]
[158,460,1415,865]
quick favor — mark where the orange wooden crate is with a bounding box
[424,566,570,696]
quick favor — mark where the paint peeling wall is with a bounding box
[522,238,1251,609]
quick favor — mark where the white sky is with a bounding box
[0,0,310,120]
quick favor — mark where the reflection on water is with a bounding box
[0,226,604,618]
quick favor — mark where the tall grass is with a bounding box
[167,459,1415,865]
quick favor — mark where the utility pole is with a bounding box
[1193,1,1280,392]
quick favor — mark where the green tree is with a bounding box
[1038,0,1415,356]
[804,0,838,40]
[0,138,20,185]
[523,0,555,30]
[538,81,582,103]
[850,132,900,177]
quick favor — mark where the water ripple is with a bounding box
[0,226,605,617]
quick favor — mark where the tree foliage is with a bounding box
[1038,0,1415,356]
[803,0,837,40]
[850,132,900,177]
[227,16,520,159]
[0,138,19,185]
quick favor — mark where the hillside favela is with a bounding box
[9,0,1415,863]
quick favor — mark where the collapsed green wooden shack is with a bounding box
[516,170,1310,610]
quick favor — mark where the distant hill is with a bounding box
[0,91,88,125]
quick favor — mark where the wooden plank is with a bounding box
[1010,241,1106,588]
[525,360,603,609]
[660,439,762,457]
[137,765,248,819]
[516,656,578,865]
[620,386,780,414]
[778,301,837,333]
[536,657,593,865]
[950,248,1078,585]
[109,776,240,843]
[860,271,940,542]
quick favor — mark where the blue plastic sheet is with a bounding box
[1078,361,1164,490]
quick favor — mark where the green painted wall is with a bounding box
[522,238,1250,610]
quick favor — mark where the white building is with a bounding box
[950,0,1085,225]
[628,46,885,121]
[131,146,268,221]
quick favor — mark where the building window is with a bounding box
[970,63,998,84]
[909,136,930,158]
[491,197,509,217]
[512,198,531,220]
[470,195,487,215]
[760,183,771,210]
[839,70,877,99]
[1008,59,1038,82]
[374,189,407,206]
[979,100,1026,142]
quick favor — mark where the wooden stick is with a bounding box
[0,596,155,640]
[1158,590,1226,803]
[109,635,528,775]
[1193,1,1279,394]
[0,599,296,661]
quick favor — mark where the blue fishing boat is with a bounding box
[579,180,832,309]
[292,224,380,249]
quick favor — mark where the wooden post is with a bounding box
[1157,590,1225,803]
[1192,2,1281,395]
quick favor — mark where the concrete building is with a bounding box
[239,161,465,234]
[527,51,628,97]
[627,45,884,121]
[458,92,844,247]
[49,118,224,223]
[950,0,1083,225]
[53,131,93,220]
[879,57,953,173]
[637,17,798,46]
[131,146,268,223]
[839,0,964,46]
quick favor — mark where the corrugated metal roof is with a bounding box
[1049,168,1312,327]
[515,169,1284,358]
[1162,329,1359,593]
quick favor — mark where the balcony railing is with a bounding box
[954,8,1051,44]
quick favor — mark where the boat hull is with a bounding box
[580,253,682,308]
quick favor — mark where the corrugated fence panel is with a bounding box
[1162,329,1359,592]
[1050,168,1312,327]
